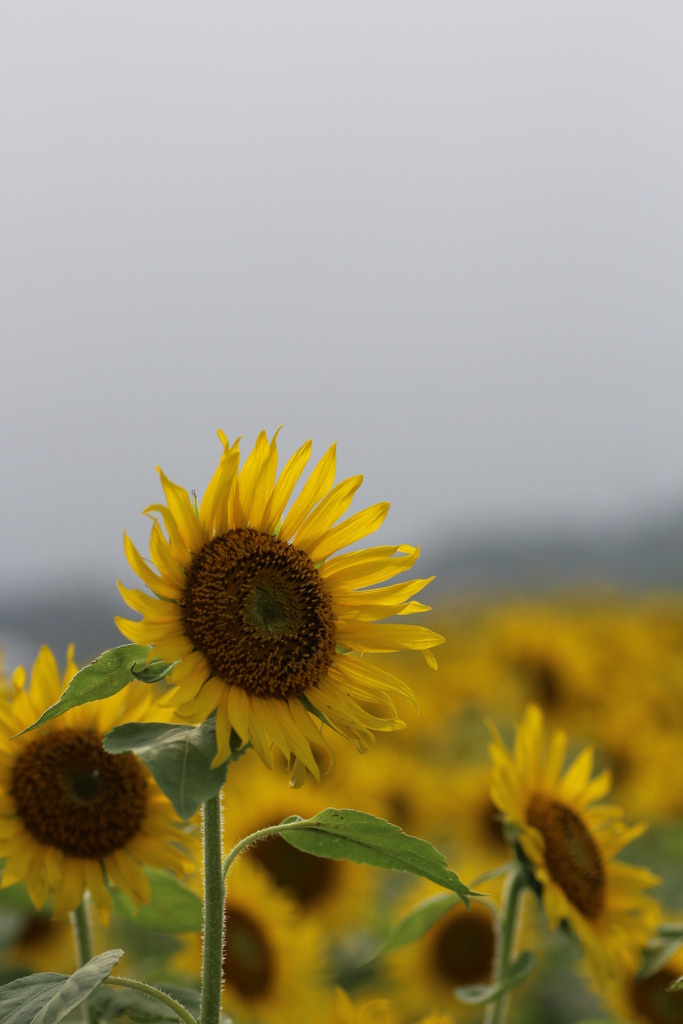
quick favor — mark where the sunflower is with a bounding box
[222,753,372,930]
[0,645,195,924]
[328,987,454,1024]
[488,703,661,984]
[0,909,76,975]
[388,875,500,1021]
[603,942,683,1023]
[174,857,327,1024]
[116,429,443,779]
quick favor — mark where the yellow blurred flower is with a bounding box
[175,857,327,1024]
[603,942,683,1022]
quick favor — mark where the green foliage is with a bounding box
[130,659,177,683]
[637,923,683,980]
[455,950,536,1005]
[102,720,249,820]
[111,868,203,932]
[17,645,152,736]
[668,975,683,992]
[0,949,123,1024]
[365,892,462,963]
[280,808,472,903]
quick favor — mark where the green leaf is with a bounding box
[668,975,683,993]
[16,645,151,736]
[280,809,471,903]
[0,949,123,1024]
[111,867,203,932]
[365,892,461,963]
[103,720,249,820]
[111,867,202,932]
[131,659,177,684]
[455,950,536,1005]
[637,923,683,980]
[90,983,201,1022]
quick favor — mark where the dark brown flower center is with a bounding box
[630,967,683,1023]
[249,832,337,907]
[514,656,563,709]
[223,906,273,998]
[432,904,496,986]
[11,730,147,859]
[526,793,605,919]
[182,528,336,699]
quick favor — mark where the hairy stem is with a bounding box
[101,977,198,1024]
[222,818,305,881]
[485,867,526,1024]
[200,792,225,1024]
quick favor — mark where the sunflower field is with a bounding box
[1,430,683,1024]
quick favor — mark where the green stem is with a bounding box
[222,819,304,881]
[486,867,526,1024]
[200,793,225,1024]
[101,977,198,1024]
[70,899,98,1024]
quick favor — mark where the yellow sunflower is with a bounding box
[0,909,76,975]
[116,429,443,779]
[328,987,454,1024]
[174,857,327,1024]
[603,942,683,1023]
[388,874,501,1021]
[0,645,195,924]
[222,753,371,930]
[489,703,661,984]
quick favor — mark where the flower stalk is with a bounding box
[485,866,526,1024]
[70,898,99,1024]
[200,792,225,1024]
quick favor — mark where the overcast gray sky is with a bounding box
[1,2,682,598]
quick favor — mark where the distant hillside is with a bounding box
[423,508,683,596]
[2,509,683,669]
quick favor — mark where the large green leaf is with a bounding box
[0,949,123,1024]
[280,809,471,903]
[366,892,462,963]
[111,868,203,932]
[90,983,201,1022]
[17,645,151,736]
[103,720,249,820]
[455,950,536,1005]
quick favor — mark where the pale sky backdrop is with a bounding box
[1,3,683,599]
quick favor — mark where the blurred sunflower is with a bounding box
[0,910,75,974]
[175,857,327,1024]
[388,877,500,1020]
[603,942,683,1023]
[328,987,454,1024]
[222,755,371,929]
[489,703,661,984]
[0,646,195,923]
[117,429,443,779]
[444,763,510,871]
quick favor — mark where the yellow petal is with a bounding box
[233,430,271,529]
[280,443,337,541]
[52,859,85,919]
[294,475,363,553]
[85,861,113,925]
[117,582,182,622]
[320,544,419,585]
[307,503,390,563]
[260,439,312,535]
[335,622,445,652]
[29,646,62,715]
[105,849,151,907]
[123,533,180,600]
[158,468,206,553]
[248,427,282,531]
